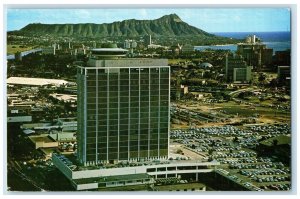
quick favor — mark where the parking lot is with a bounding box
[170,123,291,191]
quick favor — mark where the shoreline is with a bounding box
[194,44,236,48]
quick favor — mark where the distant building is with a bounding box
[237,35,273,69]
[274,50,291,66]
[20,117,77,132]
[144,34,152,46]
[225,54,252,83]
[277,66,291,88]
[181,44,194,53]
[29,135,58,149]
[7,77,69,87]
[171,84,188,101]
[42,46,56,55]
[15,51,22,61]
[49,132,76,142]
[50,93,77,103]
[72,45,87,56]
[131,41,137,48]
[7,115,32,123]
[199,63,213,69]
[245,35,261,44]
[233,67,252,83]
[123,40,137,54]
[170,45,181,55]
[56,118,77,132]
[277,66,290,81]
[147,44,162,49]
[123,40,131,49]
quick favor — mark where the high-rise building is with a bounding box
[225,54,252,83]
[77,45,170,165]
[277,66,291,88]
[144,34,152,46]
[237,35,273,69]
[274,50,291,67]
[277,66,290,80]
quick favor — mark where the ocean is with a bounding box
[195,31,291,53]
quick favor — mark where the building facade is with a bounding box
[237,35,273,69]
[144,34,152,46]
[52,153,219,190]
[77,48,170,165]
[225,54,252,83]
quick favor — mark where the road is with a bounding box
[8,159,45,191]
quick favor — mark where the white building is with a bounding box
[52,153,219,191]
[7,77,70,87]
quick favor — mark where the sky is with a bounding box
[6,8,291,32]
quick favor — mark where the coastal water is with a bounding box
[7,32,291,60]
[195,31,291,53]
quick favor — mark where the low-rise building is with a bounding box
[7,77,70,87]
[181,44,194,53]
[29,135,59,149]
[52,153,219,191]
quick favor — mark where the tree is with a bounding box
[208,149,214,155]
[272,139,278,146]
[269,78,278,88]
[176,149,183,154]
[258,73,267,86]
[233,136,239,142]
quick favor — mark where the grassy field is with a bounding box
[168,58,203,65]
[7,45,34,55]
[175,100,290,127]
[214,102,290,124]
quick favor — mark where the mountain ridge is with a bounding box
[16,14,216,38]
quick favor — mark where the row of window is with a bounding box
[86,109,169,114]
[86,79,169,85]
[85,69,168,76]
[85,116,169,120]
[85,134,168,140]
[85,143,168,152]
[86,120,169,126]
[85,76,167,80]
[86,89,169,95]
[86,140,168,148]
[86,108,169,113]
[85,151,164,161]
[85,134,168,141]
[85,131,169,136]
[86,99,169,104]
[87,107,168,112]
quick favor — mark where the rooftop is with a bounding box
[56,153,218,172]
[7,77,69,86]
[91,48,128,52]
[73,173,151,185]
[90,46,128,58]
[29,135,55,143]
[155,182,206,191]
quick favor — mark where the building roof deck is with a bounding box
[7,77,69,86]
[73,173,151,185]
[58,154,218,172]
[29,135,55,143]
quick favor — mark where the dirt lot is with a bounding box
[169,141,207,160]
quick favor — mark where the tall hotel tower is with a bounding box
[77,44,170,165]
